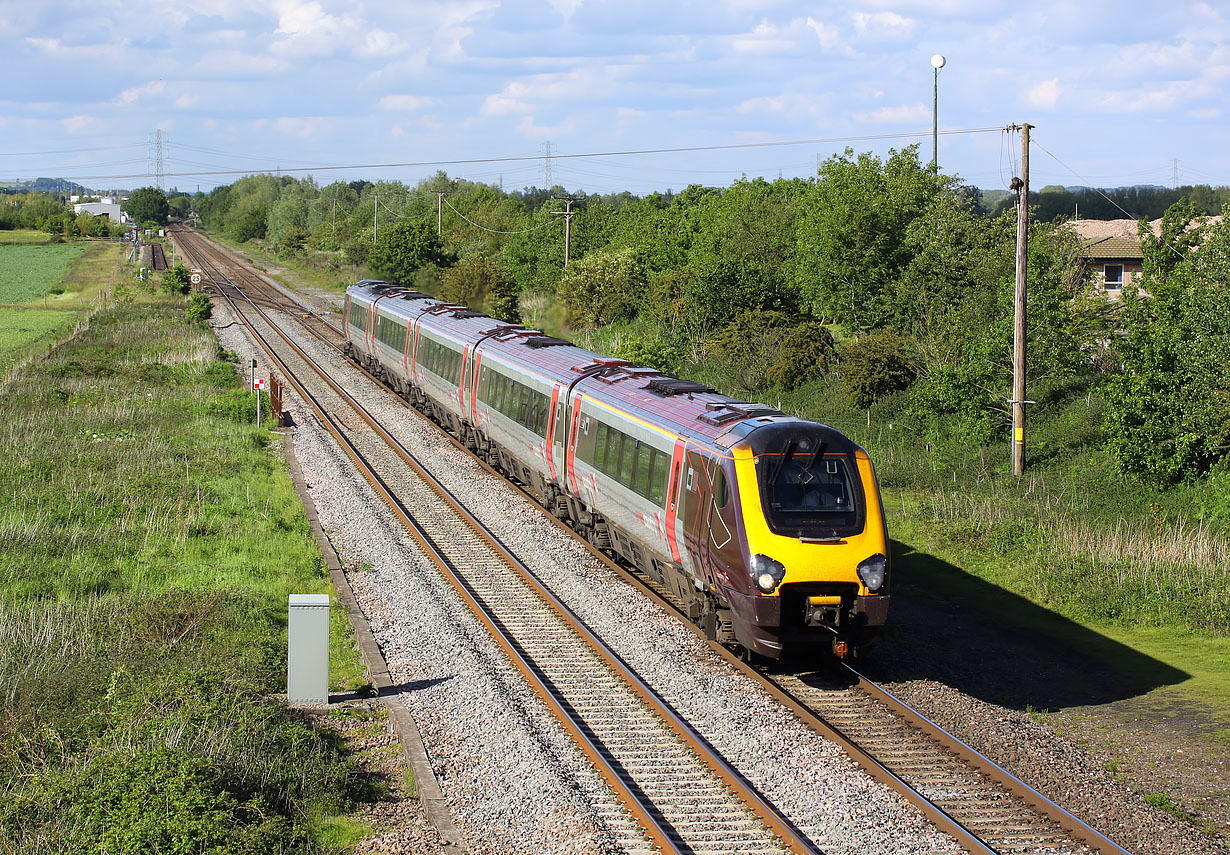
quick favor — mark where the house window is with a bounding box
[1104,264,1124,290]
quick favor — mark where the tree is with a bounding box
[186,292,212,323]
[123,187,169,225]
[162,263,191,295]
[556,246,644,329]
[840,330,920,410]
[369,221,450,285]
[439,256,517,320]
[708,310,796,393]
[768,322,837,391]
[1103,202,1230,485]
[794,145,951,331]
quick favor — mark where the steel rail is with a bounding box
[177,229,1131,855]
[195,262,684,855]
[171,226,346,343]
[190,249,822,855]
[845,665,1134,855]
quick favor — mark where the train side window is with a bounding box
[495,374,507,414]
[714,469,730,508]
[535,393,548,435]
[606,432,622,479]
[634,445,652,497]
[648,450,667,506]
[619,439,636,487]
[594,423,608,470]
[609,430,625,478]
[516,385,529,427]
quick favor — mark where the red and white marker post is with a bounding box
[254,376,266,427]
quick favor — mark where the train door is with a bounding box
[547,385,563,484]
[703,458,743,588]
[458,344,471,418]
[680,450,714,587]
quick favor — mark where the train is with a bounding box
[343,279,890,659]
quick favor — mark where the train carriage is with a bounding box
[344,280,890,660]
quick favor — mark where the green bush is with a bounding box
[186,292,213,323]
[839,329,920,409]
[163,263,190,295]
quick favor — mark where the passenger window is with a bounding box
[620,440,637,487]
[648,451,667,506]
[593,423,607,471]
[714,469,730,508]
[634,446,652,497]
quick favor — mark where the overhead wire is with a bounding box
[1031,135,1194,262]
[441,197,557,235]
[45,125,1006,183]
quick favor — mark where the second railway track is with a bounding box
[173,226,1138,855]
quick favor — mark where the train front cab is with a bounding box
[721,421,890,659]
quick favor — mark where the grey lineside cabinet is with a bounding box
[287,593,330,705]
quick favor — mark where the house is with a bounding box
[1081,235,1143,295]
[72,200,128,223]
[1066,215,1221,297]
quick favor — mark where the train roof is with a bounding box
[346,281,835,451]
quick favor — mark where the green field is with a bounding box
[0,229,67,246]
[0,294,373,853]
[0,308,76,363]
[0,241,120,372]
[0,243,86,303]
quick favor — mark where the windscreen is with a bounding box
[753,429,865,539]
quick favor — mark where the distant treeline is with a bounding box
[989,183,1230,222]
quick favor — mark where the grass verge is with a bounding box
[0,288,373,853]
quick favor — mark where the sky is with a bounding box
[3,0,1229,202]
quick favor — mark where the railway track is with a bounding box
[172,226,1135,855]
[174,229,820,855]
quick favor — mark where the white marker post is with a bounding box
[254,377,266,427]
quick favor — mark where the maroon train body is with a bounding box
[344,280,890,659]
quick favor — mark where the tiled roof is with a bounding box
[1064,214,1222,241]
[1083,235,1144,260]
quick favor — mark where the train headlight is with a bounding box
[750,554,786,594]
[857,553,887,593]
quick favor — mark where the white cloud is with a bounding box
[805,17,840,50]
[117,80,167,106]
[270,0,360,57]
[481,66,624,116]
[851,11,915,39]
[255,116,336,137]
[735,94,792,114]
[363,30,404,56]
[1027,78,1061,110]
[731,19,795,55]
[855,104,930,124]
[59,115,100,134]
[377,95,433,111]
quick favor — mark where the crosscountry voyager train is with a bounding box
[344,280,890,659]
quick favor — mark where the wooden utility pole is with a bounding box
[1010,123,1032,477]
[552,195,576,267]
[372,194,380,243]
[436,192,445,234]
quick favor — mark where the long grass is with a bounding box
[921,487,1230,633]
[0,294,370,853]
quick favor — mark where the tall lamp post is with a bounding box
[931,54,946,172]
